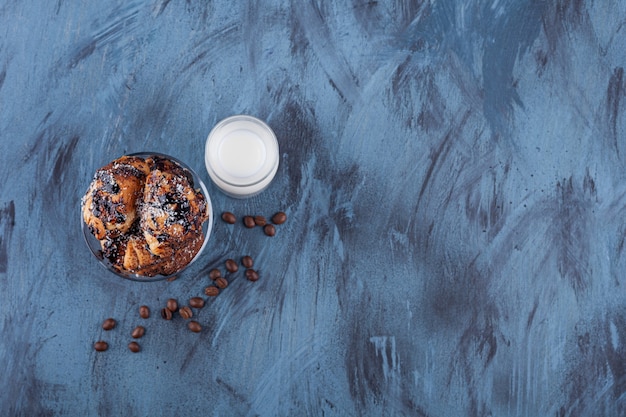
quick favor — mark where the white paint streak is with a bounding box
[610,321,619,351]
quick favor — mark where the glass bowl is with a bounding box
[81,152,213,282]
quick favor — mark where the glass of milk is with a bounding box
[205,115,279,198]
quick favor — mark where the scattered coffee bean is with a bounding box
[215,277,228,289]
[254,215,267,226]
[263,224,276,237]
[243,216,256,228]
[209,268,221,280]
[189,297,205,309]
[241,255,254,268]
[246,269,259,282]
[205,286,219,297]
[139,305,150,319]
[179,306,193,319]
[225,259,238,273]
[102,318,116,331]
[221,211,236,224]
[131,326,145,339]
[161,308,173,320]
[188,321,202,333]
[166,275,178,282]
[272,211,287,225]
[128,341,141,353]
[94,341,108,352]
[166,298,178,312]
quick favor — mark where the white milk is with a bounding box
[205,115,279,198]
[218,129,267,178]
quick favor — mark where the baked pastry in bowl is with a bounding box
[81,153,212,281]
[82,155,150,239]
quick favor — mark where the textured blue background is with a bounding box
[1,1,626,416]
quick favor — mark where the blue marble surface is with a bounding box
[1,1,626,416]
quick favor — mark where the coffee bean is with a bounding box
[215,277,228,289]
[243,216,255,228]
[128,341,141,353]
[189,297,205,309]
[188,321,202,333]
[272,211,287,225]
[179,306,193,319]
[139,305,150,319]
[209,268,221,280]
[131,326,145,339]
[166,275,178,282]
[102,318,116,331]
[263,224,276,237]
[225,259,238,273]
[205,286,219,297]
[166,298,178,312]
[254,215,267,226]
[245,269,259,282]
[221,211,236,224]
[161,308,173,320]
[241,255,254,268]
[94,341,108,352]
